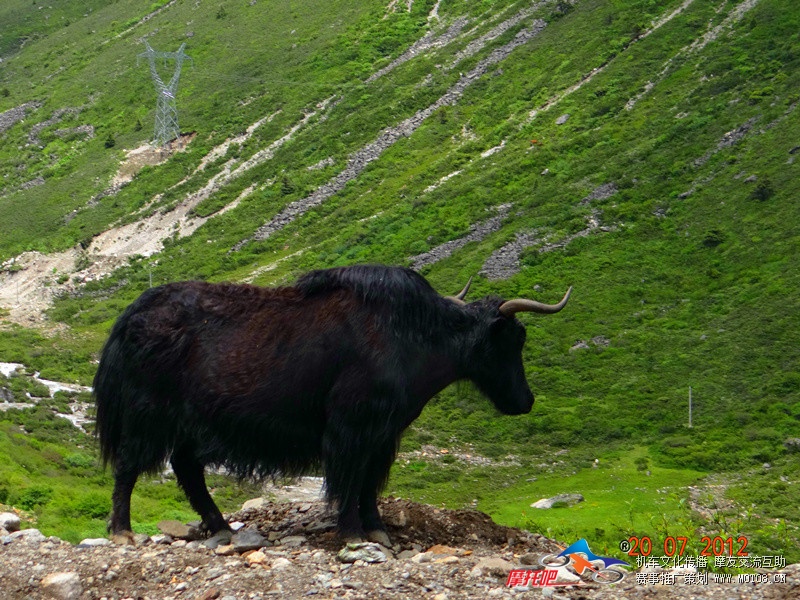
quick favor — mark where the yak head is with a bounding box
[447,280,572,416]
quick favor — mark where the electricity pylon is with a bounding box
[138,42,192,147]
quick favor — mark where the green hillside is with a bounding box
[0,0,798,561]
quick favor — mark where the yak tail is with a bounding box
[93,332,128,468]
[93,292,185,474]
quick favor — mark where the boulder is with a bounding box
[0,512,21,532]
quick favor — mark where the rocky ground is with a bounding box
[0,495,796,600]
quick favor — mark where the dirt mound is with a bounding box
[233,497,547,555]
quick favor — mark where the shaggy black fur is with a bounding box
[94,265,547,539]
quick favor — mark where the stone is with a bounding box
[434,555,460,564]
[203,529,233,549]
[232,528,268,552]
[241,497,267,510]
[77,538,112,548]
[384,509,407,528]
[556,113,570,125]
[271,557,293,570]
[337,542,388,564]
[157,520,201,540]
[150,534,173,545]
[427,544,459,555]
[278,535,307,548]
[0,512,21,532]
[215,544,236,556]
[41,572,82,600]
[197,588,221,600]
[472,557,515,577]
[366,529,391,548]
[519,553,540,566]
[530,493,584,509]
[784,438,800,452]
[411,551,433,564]
[553,566,581,583]
[246,550,268,565]
[397,549,419,560]
[6,528,46,543]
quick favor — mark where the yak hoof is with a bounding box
[366,529,391,548]
[110,530,137,546]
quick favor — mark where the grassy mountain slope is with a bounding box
[0,0,798,559]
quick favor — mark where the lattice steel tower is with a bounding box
[138,42,192,147]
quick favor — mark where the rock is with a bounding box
[397,549,419,560]
[0,512,21,532]
[232,528,269,552]
[784,438,800,452]
[411,552,434,564]
[5,528,46,544]
[204,567,226,580]
[366,529,391,547]
[519,553,540,565]
[203,529,233,549]
[271,557,293,570]
[77,538,112,548]
[229,521,246,531]
[434,555,460,564]
[277,534,307,548]
[384,509,407,528]
[242,497,268,510]
[40,572,82,600]
[150,534,173,545]
[427,544,459,555]
[157,519,201,540]
[246,550,268,565]
[472,557,515,577]
[553,566,581,583]
[215,543,236,556]
[556,113,570,125]
[530,493,584,509]
[337,542,388,564]
[197,588,221,600]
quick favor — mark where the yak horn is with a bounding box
[445,276,473,305]
[499,286,572,317]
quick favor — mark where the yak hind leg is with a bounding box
[326,434,395,546]
[109,467,139,543]
[170,445,230,534]
[359,444,396,548]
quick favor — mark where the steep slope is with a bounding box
[0,0,798,559]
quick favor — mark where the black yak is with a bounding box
[94,264,571,545]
